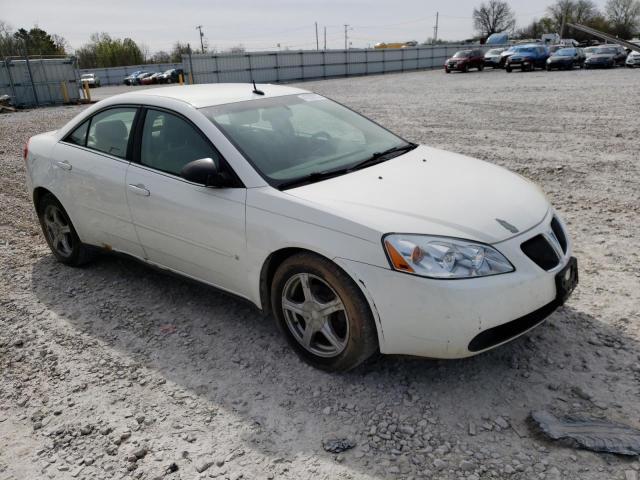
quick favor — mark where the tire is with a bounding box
[546,65,551,71]
[270,252,379,372]
[37,193,95,266]
[506,65,512,73]
[463,64,469,73]
[478,64,484,71]
[445,67,450,74]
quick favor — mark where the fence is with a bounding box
[1,57,80,107]
[78,63,182,86]
[182,44,506,84]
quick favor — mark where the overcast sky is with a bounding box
[2,0,608,53]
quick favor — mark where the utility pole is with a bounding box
[433,12,439,44]
[344,24,350,50]
[315,22,319,50]
[324,26,327,50]
[196,25,205,53]
[560,13,566,39]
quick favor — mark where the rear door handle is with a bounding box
[54,160,72,171]
[127,184,150,196]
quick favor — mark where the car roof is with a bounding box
[115,83,310,108]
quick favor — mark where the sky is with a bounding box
[1,0,608,53]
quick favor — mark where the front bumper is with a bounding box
[337,210,575,359]
[445,62,466,71]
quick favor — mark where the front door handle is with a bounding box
[54,160,72,171]
[127,183,150,196]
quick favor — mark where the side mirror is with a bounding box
[180,158,228,187]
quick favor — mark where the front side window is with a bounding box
[140,109,220,176]
[200,94,409,187]
[86,108,137,158]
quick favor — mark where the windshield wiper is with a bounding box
[277,142,418,190]
[348,142,418,171]
[277,168,352,190]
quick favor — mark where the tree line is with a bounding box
[0,20,193,68]
[473,0,640,41]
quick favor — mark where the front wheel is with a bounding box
[37,193,95,266]
[506,66,512,73]
[478,64,484,71]
[271,253,379,371]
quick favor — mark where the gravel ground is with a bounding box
[1,67,640,480]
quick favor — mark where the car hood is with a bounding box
[587,54,614,60]
[284,145,549,244]
[549,56,573,61]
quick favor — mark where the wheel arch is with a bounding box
[258,246,384,347]
[33,186,55,211]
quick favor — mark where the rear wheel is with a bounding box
[37,193,95,266]
[271,253,378,371]
[463,64,469,73]
[478,64,484,71]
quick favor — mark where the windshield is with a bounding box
[486,49,502,55]
[595,47,616,54]
[81,74,93,78]
[513,47,535,54]
[453,50,472,58]
[200,94,409,188]
[555,48,575,56]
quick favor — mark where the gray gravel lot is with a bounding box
[1,67,640,480]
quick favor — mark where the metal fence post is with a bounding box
[22,46,39,107]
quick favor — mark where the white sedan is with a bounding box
[24,84,578,371]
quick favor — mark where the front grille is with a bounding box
[550,217,567,253]
[521,235,559,270]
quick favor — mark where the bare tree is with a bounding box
[472,0,516,38]
[547,0,599,33]
[606,0,640,38]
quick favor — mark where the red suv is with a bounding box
[444,49,485,73]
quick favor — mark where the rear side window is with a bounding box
[86,108,137,159]
[65,120,89,146]
[140,109,220,176]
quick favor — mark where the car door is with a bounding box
[52,106,145,258]
[125,107,249,297]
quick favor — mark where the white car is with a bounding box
[483,48,506,68]
[80,73,100,88]
[23,84,578,371]
[626,51,640,67]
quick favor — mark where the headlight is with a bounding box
[383,234,514,279]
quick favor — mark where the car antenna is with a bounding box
[252,80,264,96]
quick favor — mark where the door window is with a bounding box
[65,120,89,146]
[86,108,137,159]
[140,109,220,176]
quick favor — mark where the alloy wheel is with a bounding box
[281,273,349,358]
[43,204,73,257]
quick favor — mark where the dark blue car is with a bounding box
[505,45,549,72]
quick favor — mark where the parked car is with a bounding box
[626,50,640,67]
[484,48,506,68]
[159,68,185,84]
[23,84,578,371]
[134,72,154,84]
[584,46,622,68]
[444,49,485,73]
[123,71,145,86]
[498,46,516,67]
[505,45,549,72]
[140,72,163,85]
[80,73,100,88]
[546,48,586,70]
